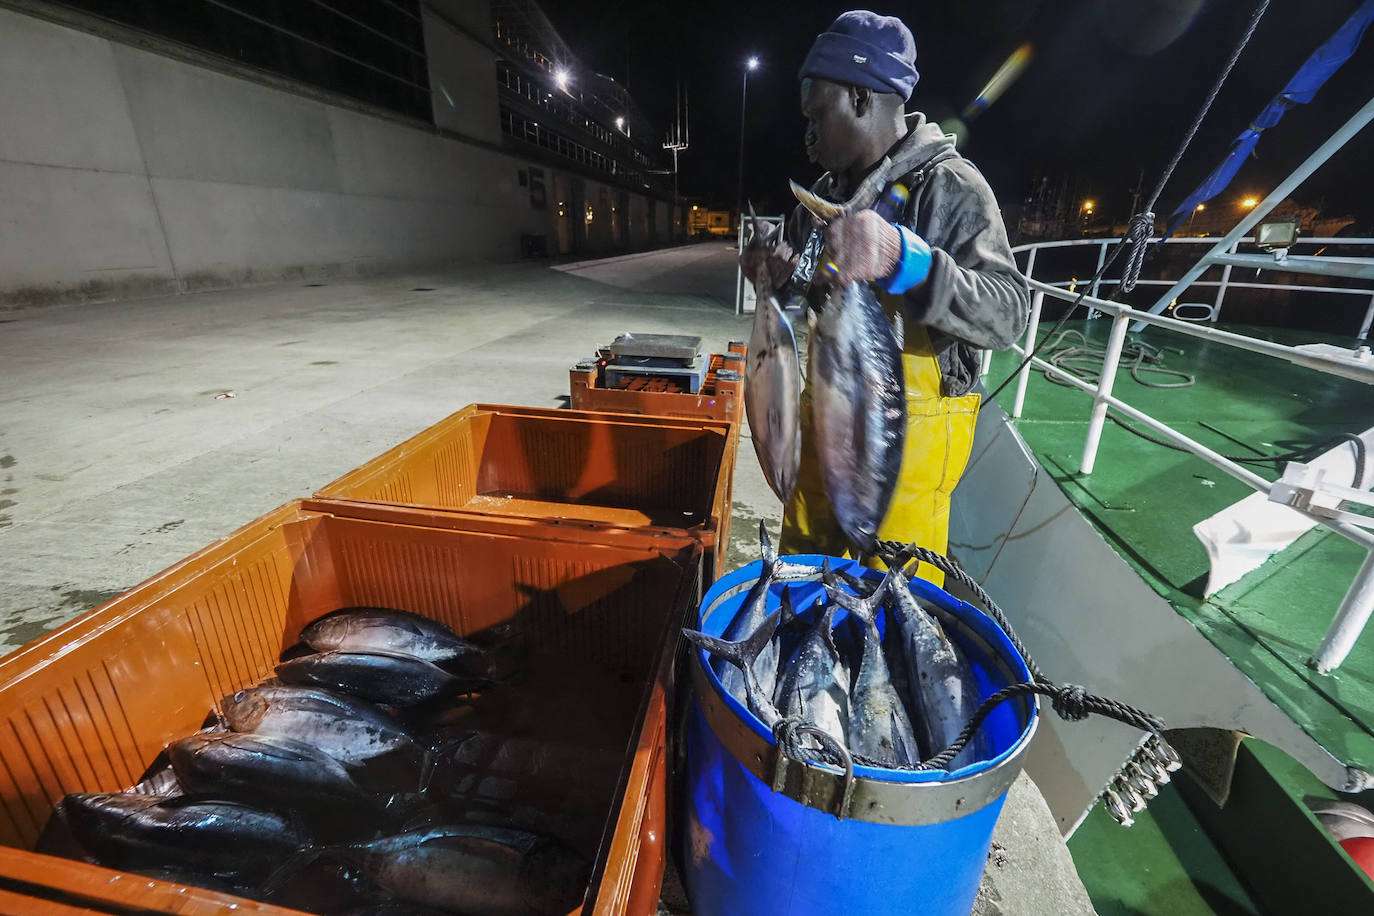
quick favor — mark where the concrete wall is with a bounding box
[0,4,669,308]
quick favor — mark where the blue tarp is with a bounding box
[1164,0,1374,237]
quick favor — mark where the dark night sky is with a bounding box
[543,0,1374,229]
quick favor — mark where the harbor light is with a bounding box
[616,116,625,130]
[1082,200,1094,213]
[1242,197,1258,209]
[1195,203,1205,211]
[555,68,569,90]
[747,56,759,71]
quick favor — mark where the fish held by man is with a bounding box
[792,182,908,557]
[743,207,804,505]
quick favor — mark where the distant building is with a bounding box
[0,0,679,307]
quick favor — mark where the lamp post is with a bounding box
[1187,202,1205,234]
[736,56,759,228]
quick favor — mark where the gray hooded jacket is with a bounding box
[786,113,1029,397]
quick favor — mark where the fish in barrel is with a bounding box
[714,522,814,704]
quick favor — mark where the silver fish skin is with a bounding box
[350,825,588,916]
[742,211,803,504]
[1309,798,1374,842]
[169,731,378,810]
[59,793,303,882]
[220,685,417,766]
[276,648,475,707]
[684,607,785,728]
[717,522,815,703]
[774,593,850,751]
[302,607,486,671]
[886,566,988,769]
[808,280,907,555]
[825,570,920,768]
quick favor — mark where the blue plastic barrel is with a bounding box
[682,555,1039,916]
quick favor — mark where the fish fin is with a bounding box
[790,179,846,223]
[260,845,335,897]
[778,587,797,628]
[891,707,917,767]
[820,558,837,589]
[759,520,777,571]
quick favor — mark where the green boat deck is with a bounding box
[986,319,1374,773]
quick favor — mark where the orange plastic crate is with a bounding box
[313,403,735,580]
[0,500,701,915]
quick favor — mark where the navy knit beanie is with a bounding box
[799,11,919,101]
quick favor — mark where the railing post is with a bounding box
[1360,292,1374,340]
[1023,246,1038,283]
[1012,290,1044,419]
[1088,240,1108,319]
[1079,312,1131,474]
[980,348,994,377]
[1311,550,1374,673]
[1213,239,1238,323]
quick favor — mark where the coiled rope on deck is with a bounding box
[1035,329,1195,388]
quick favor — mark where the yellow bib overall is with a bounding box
[778,292,980,586]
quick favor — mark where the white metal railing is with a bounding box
[1013,236,1374,338]
[1000,236,1374,673]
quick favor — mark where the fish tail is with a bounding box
[682,613,778,676]
[683,610,783,725]
[759,520,777,572]
[789,179,846,223]
[836,568,880,597]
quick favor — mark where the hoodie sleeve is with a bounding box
[902,159,1028,351]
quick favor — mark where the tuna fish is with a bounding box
[773,590,851,751]
[824,568,920,768]
[168,731,380,812]
[683,607,785,728]
[715,522,814,704]
[276,649,480,707]
[742,209,804,504]
[790,181,907,555]
[885,565,988,769]
[282,825,588,916]
[60,793,304,883]
[302,607,488,673]
[220,685,419,769]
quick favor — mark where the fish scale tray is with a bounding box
[0,499,701,915]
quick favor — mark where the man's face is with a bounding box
[801,78,860,175]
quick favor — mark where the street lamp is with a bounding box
[1242,197,1259,209]
[737,56,760,225]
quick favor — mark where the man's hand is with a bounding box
[740,239,798,294]
[819,210,903,287]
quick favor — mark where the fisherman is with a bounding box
[742,10,1029,583]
